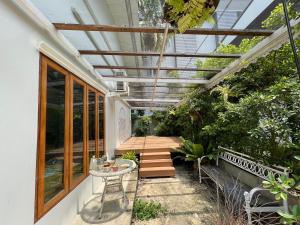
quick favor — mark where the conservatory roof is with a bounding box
[29,0,299,109]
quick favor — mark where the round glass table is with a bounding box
[89,158,136,219]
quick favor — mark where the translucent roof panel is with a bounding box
[30,0,292,107]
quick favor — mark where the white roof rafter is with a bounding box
[123,98,180,103]
[102,76,208,84]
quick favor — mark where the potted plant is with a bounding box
[163,0,219,33]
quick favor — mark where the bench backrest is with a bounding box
[218,147,290,180]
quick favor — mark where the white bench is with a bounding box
[198,147,290,225]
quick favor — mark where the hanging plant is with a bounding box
[163,0,219,33]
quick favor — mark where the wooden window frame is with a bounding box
[97,93,105,156]
[86,87,97,173]
[69,77,87,190]
[35,54,106,221]
[36,55,70,220]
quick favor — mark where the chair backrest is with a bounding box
[218,146,290,180]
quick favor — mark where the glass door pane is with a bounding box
[44,67,65,203]
[88,91,96,160]
[72,81,84,179]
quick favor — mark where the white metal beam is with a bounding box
[131,107,168,111]
[123,98,180,103]
[152,24,169,101]
[206,18,300,89]
[102,76,208,84]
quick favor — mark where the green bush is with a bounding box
[121,151,138,164]
[145,2,300,172]
[133,115,152,136]
[176,137,204,161]
[133,199,167,221]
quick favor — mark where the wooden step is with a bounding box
[139,167,175,178]
[140,159,173,168]
[139,148,174,153]
[140,152,170,160]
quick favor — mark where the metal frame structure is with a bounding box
[50,2,300,110]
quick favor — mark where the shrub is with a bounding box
[133,199,167,221]
[121,151,138,164]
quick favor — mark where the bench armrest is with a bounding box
[244,187,289,212]
[244,187,269,202]
[198,156,210,183]
[198,156,209,165]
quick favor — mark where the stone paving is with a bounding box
[132,166,217,225]
[71,166,218,225]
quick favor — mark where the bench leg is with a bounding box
[198,158,203,183]
[244,192,252,225]
[216,183,220,212]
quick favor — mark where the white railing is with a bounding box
[218,147,290,180]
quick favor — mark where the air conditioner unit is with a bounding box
[114,71,128,92]
[116,81,126,91]
[115,71,126,76]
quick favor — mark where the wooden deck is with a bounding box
[115,136,181,155]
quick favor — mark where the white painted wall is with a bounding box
[0,1,131,225]
[115,99,132,148]
[105,97,132,160]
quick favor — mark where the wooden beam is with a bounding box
[94,65,221,72]
[54,23,274,36]
[101,76,208,84]
[79,50,242,58]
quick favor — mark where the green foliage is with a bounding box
[261,3,299,29]
[176,137,204,161]
[164,0,218,33]
[263,157,300,224]
[154,2,300,172]
[278,205,300,225]
[195,37,262,78]
[133,115,152,136]
[133,199,167,221]
[121,151,138,164]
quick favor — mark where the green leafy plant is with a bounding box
[133,199,167,221]
[263,156,300,224]
[176,137,204,161]
[121,151,138,165]
[164,0,219,33]
[133,115,152,136]
[151,0,300,171]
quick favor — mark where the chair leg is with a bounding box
[98,178,107,219]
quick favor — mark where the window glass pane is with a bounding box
[98,96,104,154]
[88,91,96,159]
[44,67,65,203]
[72,82,84,179]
